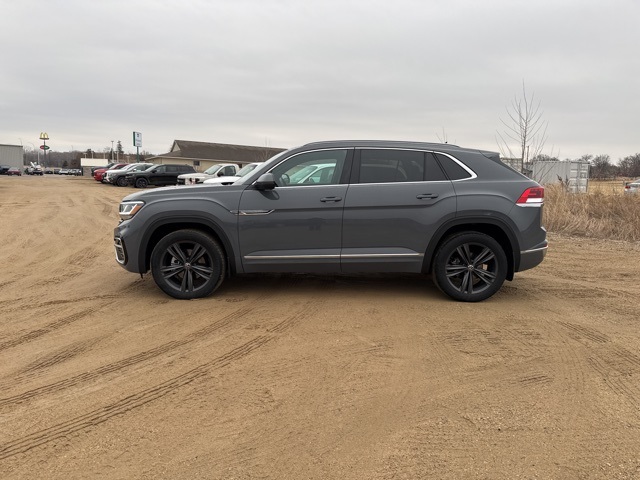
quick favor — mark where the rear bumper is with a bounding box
[518,241,548,271]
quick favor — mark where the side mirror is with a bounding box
[253,173,277,190]
[217,171,224,177]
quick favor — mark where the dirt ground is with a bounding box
[1,175,639,479]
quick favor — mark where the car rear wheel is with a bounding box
[150,230,226,300]
[135,178,148,188]
[432,232,507,302]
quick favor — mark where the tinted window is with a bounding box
[358,150,424,183]
[167,166,178,173]
[434,153,472,180]
[425,153,448,181]
[270,149,347,186]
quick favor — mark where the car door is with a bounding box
[238,148,352,273]
[148,165,166,184]
[341,149,457,273]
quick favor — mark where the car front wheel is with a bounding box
[432,232,507,302]
[116,176,128,187]
[135,178,148,188]
[150,230,226,299]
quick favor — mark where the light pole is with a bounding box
[39,132,49,166]
[111,140,114,161]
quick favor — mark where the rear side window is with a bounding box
[434,153,472,180]
[425,153,448,181]
[358,150,424,183]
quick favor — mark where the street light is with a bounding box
[111,140,114,161]
[39,132,49,167]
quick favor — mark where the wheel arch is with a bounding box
[138,216,236,277]
[424,217,520,281]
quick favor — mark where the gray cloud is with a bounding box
[2,0,638,160]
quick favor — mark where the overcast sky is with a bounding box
[1,0,638,161]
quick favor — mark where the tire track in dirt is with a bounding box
[0,291,285,408]
[555,320,640,412]
[0,302,314,460]
[17,337,105,379]
[0,308,99,353]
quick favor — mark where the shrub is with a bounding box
[544,184,640,242]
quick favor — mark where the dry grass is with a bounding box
[544,183,640,242]
[588,179,629,195]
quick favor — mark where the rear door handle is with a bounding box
[320,196,343,203]
[417,194,439,200]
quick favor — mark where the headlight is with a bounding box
[119,201,145,221]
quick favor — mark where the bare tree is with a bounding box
[618,153,640,178]
[497,81,548,173]
[589,154,613,180]
[435,127,454,144]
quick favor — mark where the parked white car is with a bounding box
[203,162,263,185]
[177,163,239,185]
[624,178,640,194]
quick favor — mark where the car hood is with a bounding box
[121,183,245,203]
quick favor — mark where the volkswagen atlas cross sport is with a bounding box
[114,140,547,302]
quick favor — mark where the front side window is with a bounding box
[270,149,347,187]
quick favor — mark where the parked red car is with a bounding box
[7,167,22,176]
[94,163,127,182]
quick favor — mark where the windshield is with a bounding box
[236,163,260,177]
[203,165,223,175]
[119,164,138,172]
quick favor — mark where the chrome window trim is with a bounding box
[353,147,477,183]
[257,147,353,188]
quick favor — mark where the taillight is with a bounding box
[516,187,544,206]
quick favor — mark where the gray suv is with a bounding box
[114,140,547,302]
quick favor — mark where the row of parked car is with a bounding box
[92,161,264,188]
[0,165,23,176]
[0,165,82,176]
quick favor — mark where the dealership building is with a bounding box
[0,144,24,170]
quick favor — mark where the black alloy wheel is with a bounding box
[433,232,507,302]
[150,230,225,299]
[116,176,128,187]
[135,177,149,188]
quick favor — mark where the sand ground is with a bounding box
[1,175,639,479]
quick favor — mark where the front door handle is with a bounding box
[417,194,439,200]
[320,196,343,203]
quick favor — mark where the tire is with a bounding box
[432,232,507,302]
[116,176,128,187]
[150,230,226,300]
[135,177,149,188]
